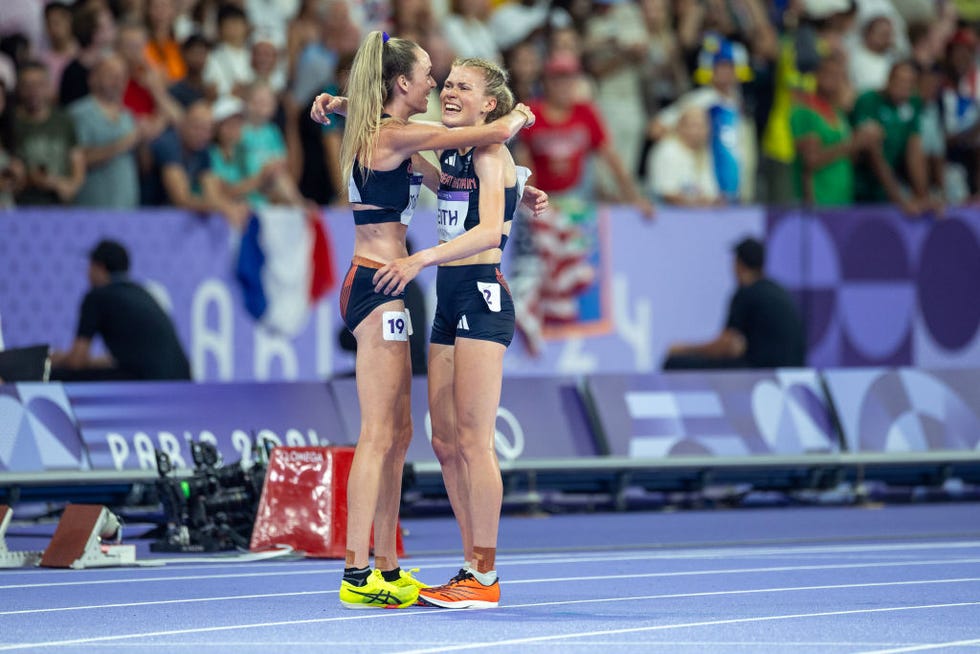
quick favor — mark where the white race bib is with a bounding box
[400,173,423,225]
[382,310,409,341]
[515,165,532,201]
[437,189,470,241]
[477,282,501,313]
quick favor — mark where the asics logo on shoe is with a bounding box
[347,588,399,605]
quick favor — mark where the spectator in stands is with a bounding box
[249,30,286,95]
[651,40,755,202]
[849,13,897,94]
[760,0,853,206]
[203,4,253,98]
[241,82,301,204]
[308,51,353,206]
[145,99,248,226]
[0,81,25,208]
[117,21,183,129]
[69,54,144,208]
[144,0,186,83]
[647,105,720,206]
[639,0,688,117]
[790,52,881,207]
[515,51,652,215]
[168,34,215,108]
[50,239,192,381]
[941,27,980,198]
[664,237,805,370]
[284,0,323,94]
[244,0,295,52]
[0,0,46,54]
[209,93,298,207]
[39,2,77,95]
[60,3,116,106]
[852,60,933,215]
[502,38,542,104]
[443,0,501,63]
[917,62,953,203]
[12,62,85,205]
[583,0,649,196]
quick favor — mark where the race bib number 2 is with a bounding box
[477,282,501,312]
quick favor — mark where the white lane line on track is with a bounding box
[5,555,980,595]
[36,639,928,654]
[393,602,980,654]
[0,572,980,617]
[855,639,980,653]
[5,542,980,591]
[1,579,979,650]
[3,539,980,582]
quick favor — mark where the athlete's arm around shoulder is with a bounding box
[386,105,534,158]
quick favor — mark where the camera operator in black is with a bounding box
[50,239,192,381]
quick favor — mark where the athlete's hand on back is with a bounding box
[522,185,549,216]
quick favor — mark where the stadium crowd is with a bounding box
[0,0,975,216]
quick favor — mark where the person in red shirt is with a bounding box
[515,51,652,215]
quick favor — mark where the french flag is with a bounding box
[235,206,335,337]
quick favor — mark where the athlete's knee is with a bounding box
[430,433,459,466]
[457,436,493,466]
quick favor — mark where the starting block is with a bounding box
[39,504,136,569]
[250,446,404,558]
[0,505,42,568]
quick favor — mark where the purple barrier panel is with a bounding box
[63,382,345,470]
[504,205,765,376]
[329,376,599,464]
[766,207,980,368]
[586,370,838,458]
[822,368,980,453]
[0,206,764,380]
[0,383,89,472]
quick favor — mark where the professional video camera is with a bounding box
[151,440,268,553]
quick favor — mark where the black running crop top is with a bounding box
[349,157,424,226]
[436,148,530,251]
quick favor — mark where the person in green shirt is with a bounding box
[790,52,881,206]
[851,60,935,215]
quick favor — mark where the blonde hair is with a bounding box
[341,31,421,182]
[452,57,515,124]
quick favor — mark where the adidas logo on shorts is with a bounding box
[457,315,470,330]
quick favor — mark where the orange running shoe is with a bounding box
[416,571,499,609]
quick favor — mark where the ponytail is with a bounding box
[341,31,421,182]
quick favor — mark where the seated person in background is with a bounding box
[852,60,934,215]
[50,239,192,382]
[144,99,248,227]
[664,237,806,370]
[646,105,721,207]
[790,51,881,207]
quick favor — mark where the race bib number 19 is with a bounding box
[382,310,409,341]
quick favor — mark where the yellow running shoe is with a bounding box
[339,569,419,609]
[392,567,429,591]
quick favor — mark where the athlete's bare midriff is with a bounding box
[353,216,409,263]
